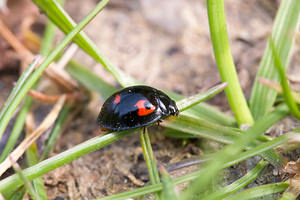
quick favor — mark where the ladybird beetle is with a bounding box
[97,85,179,131]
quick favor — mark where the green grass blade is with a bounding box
[25,144,47,200]
[0,57,39,140]
[65,60,281,166]
[95,183,163,200]
[26,13,62,200]
[65,60,282,167]
[0,0,110,144]
[11,159,41,200]
[160,167,178,200]
[4,186,26,200]
[0,130,133,194]
[66,61,116,99]
[0,97,32,163]
[227,183,289,200]
[280,191,298,200]
[179,104,289,200]
[0,57,37,120]
[202,160,268,200]
[0,83,234,194]
[207,0,253,126]
[1,15,58,198]
[66,61,236,144]
[176,83,227,112]
[139,128,161,200]
[40,22,56,56]
[250,0,300,120]
[163,115,238,144]
[34,0,237,126]
[223,135,288,168]
[95,134,288,200]
[269,37,300,119]
[178,100,235,126]
[40,106,71,160]
[32,0,136,87]
[66,61,235,126]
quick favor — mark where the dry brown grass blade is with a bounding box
[28,90,82,103]
[56,43,78,69]
[0,19,32,61]
[0,19,78,92]
[0,95,66,177]
[259,78,300,103]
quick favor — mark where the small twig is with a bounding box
[0,96,66,177]
[117,166,145,186]
[28,90,82,103]
[0,19,32,60]
[0,19,78,92]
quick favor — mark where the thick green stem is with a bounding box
[207,0,253,126]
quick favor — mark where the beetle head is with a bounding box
[168,100,179,116]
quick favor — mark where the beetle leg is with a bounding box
[157,119,163,126]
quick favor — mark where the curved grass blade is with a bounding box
[1,15,59,199]
[66,61,116,99]
[179,104,289,200]
[0,130,133,194]
[280,190,298,200]
[0,57,39,140]
[0,0,110,145]
[176,82,227,112]
[64,61,282,166]
[25,143,47,200]
[160,167,178,200]
[35,0,236,126]
[10,157,41,200]
[95,134,288,200]
[3,186,26,200]
[0,115,289,196]
[0,84,231,193]
[66,61,235,126]
[269,37,300,119]
[250,0,300,120]
[0,56,38,119]
[163,115,238,144]
[227,183,289,200]
[207,0,253,126]
[202,160,268,200]
[0,97,32,163]
[32,0,136,87]
[40,106,71,160]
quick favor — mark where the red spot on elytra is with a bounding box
[135,100,156,116]
[114,94,121,104]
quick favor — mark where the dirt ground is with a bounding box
[1,0,300,199]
